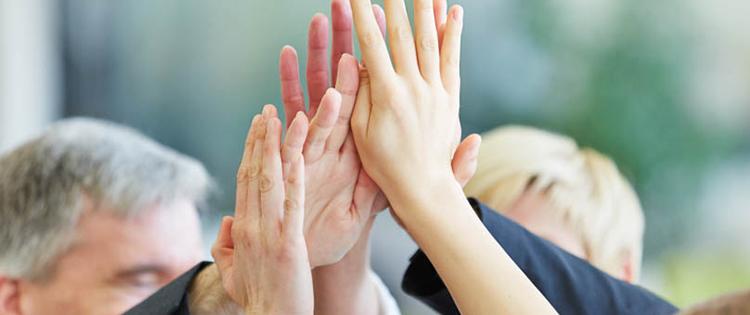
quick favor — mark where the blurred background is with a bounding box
[1,0,748,313]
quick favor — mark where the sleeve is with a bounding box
[401,199,679,315]
[368,269,402,315]
[124,261,213,315]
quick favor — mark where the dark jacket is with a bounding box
[126,199,678,315]
[401,198,678,315]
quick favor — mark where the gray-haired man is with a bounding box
[0,118,211,314]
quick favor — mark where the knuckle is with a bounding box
[444,54,460,68]
[284,198,299,212]
[391,25,413,42]
[307,69,328,83]
[282,94,304,106]
[358,68,370,82]
[419,37,439,51]
[259,174,274,192]
[286,171,301,185]
[338,86,358,97]
[360,31,382,48]
[236,168,250,183]
[232,226,252,244]
[337,113,351,126]
[247,163,261,181]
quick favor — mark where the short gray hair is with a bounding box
[0,118,212,280]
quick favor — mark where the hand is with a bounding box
[278,1,386,267]
[278,0,479,267]
[212,107,313,315]
[350,0,466,204]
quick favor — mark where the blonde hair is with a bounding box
[464,125,644,281]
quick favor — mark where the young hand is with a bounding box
[350,0,467,203]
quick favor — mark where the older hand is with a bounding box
[211,107,313,315]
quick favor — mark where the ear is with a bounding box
[620,251,636,283]
[0,276,22,315]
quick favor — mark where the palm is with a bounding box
[303,142,367,266]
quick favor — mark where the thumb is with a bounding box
[211,216,235,275]
[452,134,482,187]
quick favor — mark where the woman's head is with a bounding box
[465,126,644,282]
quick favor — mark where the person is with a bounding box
[464,125,645,282]
[129,0,482,313]
[130,0,679,314]
[0,118,210,314]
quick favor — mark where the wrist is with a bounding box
[188,264,242,315]
[386,172,464,219]
[381,168,457,208]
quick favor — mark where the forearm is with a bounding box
[388,178,557,315]
[188,264,243,315]
[312,218,381,315]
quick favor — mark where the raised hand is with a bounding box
[350,0,468,198]
[211,107,313,315]
[277,0,387,267]
[278,0,480,268]
[349,1,558,314]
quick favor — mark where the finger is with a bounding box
[352,168,379,221]
[211,216,235,274]
[360,5,386,68]
[282,111,309,175]
[326,54,360,152]
[280,46,306,126]
[246,107,272,221]
[283,154,305,238]
[351,0,396,82]
[307,14,331,117]
[373,4,386,37]
[433,0,448,46]
[452,134,481,187]
[303,88,341,161]
[441,5,464,96]
[331,0,354,84]
[384,0,419,75]
[351,67,372,145]
[414,0,441,81]
[235,114,261,220]
[261,117,285,227]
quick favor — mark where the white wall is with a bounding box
[0,0,60,153]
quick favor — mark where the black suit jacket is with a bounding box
[124,262,212,315]
[126,199,678,315]
[402,198,678,315]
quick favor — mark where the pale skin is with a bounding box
[348,0,559,313]
[212,107,313,315]
[277,0,480,313]
[0,198,203,315]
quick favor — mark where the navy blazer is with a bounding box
[401,198,679,315]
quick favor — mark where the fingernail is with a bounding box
[327,88,341,99]
[453,6,463,22]
[294,111,305,123]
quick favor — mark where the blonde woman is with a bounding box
[464,126,644,283]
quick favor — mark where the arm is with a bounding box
[403,199,680,315]
[348,0,557,313]
[280,3,479,313]
[311,218,382,315]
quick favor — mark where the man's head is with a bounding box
[0,118,211,314]
[464,126,644,282]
